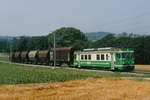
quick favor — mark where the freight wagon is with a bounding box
[28,50,39,64]
[14,52,21,62]
[50,47,74,66]
[21,51,29,63]
[38,50,50,65]
[9,52,15,62]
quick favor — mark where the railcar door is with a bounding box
[110,53,115,70]
[78,53,80,68]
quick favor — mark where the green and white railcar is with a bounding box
[73,48,134,71]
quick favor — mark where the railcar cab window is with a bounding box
[118,53,133,60]
[101,54,105,60]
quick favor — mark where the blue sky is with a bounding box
[0,0,150,36]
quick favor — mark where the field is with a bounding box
[0,53,9,57]
[0,57,9,62]
[0,56,150,85]
[0,53,9,62]
[1,56,150,99]
[1,78,150,100]
[0,62,149,85]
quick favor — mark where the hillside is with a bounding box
[85,32,112,40]
[0,32,149,41]
[0,36,13,40]
[115,32,150,37]
[85,32,150,40]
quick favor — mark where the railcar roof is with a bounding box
[74,48,134,54]
[51,47,72,51]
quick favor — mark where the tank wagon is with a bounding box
[74,48,134,71]
[38,50,50,65]
[21,51,29,63]
[14,52,21,62]
[28,50,39,64]
[9,52,15,62]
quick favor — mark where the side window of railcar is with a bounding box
[101,54,105,60]
[96,55,100,60]
[88,55,91,60]
[106,54,108,60]
[81,55,84,60]
[85,55,87,60]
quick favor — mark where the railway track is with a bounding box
[125,71,150,75]
[0,60,150,76]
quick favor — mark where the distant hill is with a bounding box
[0,32,149,41]
[85,32,113,40]
[0,36,13,40]
[115,32,139,37]
[115,32,150,37]
[85,32,150,41]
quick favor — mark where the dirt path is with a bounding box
[0,78,150,100]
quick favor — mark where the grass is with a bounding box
[0,57,9,62]
[134,69,150,73]
[0,53,9,57]
[0,53,9,62]
[0,62,150,85]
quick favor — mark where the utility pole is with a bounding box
[9,40,12,62]
[54,32,56,68]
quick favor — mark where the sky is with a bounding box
[0,0,150,36]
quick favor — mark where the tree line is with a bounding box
[11,36,49,52]
[0,27,149,64]
[94,34,150,64]
[10,27,88,52]
[0,39,10,52]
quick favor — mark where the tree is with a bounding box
[0,39,10,52]
[95,34,116,48]
[17,36,28,51]
[115,36,133,48]
[11,36,49,52]
[94,34,150,64]
[48,27,88,49]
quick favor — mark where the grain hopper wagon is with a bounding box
[28,50,38,64]
[38,50,50,65]
[21,51,29,63]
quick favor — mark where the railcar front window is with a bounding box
[119,53,126,59]
[119,53,133,60]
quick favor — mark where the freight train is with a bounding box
[9,47,135,71]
